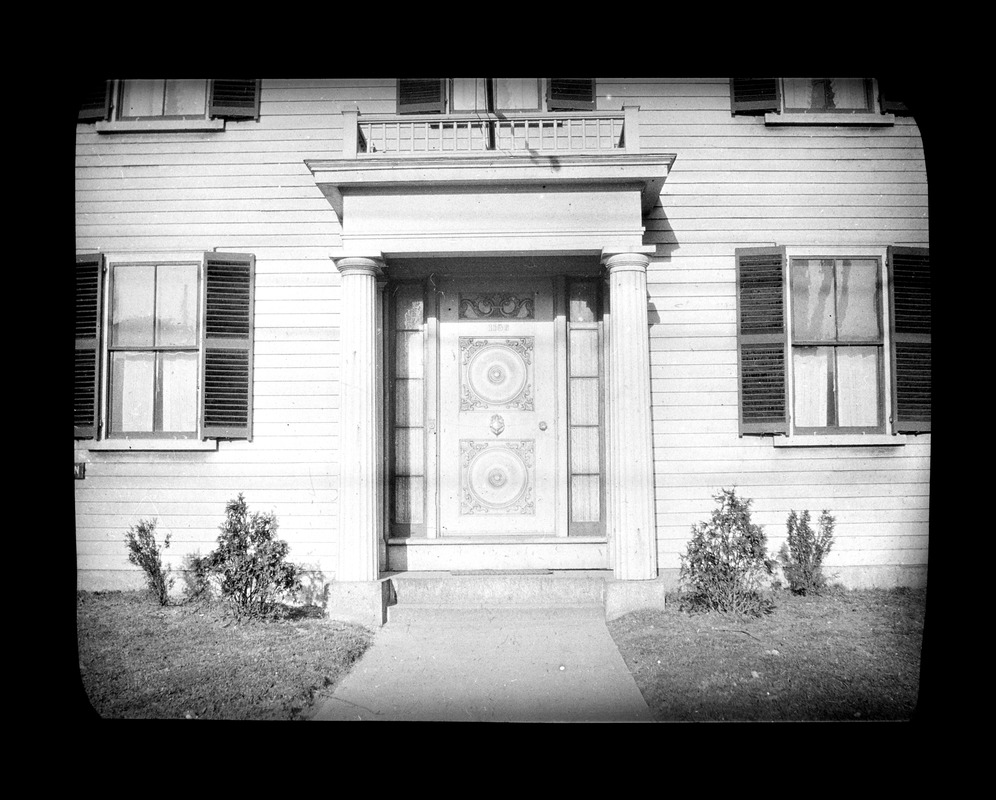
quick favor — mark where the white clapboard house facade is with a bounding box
[75,78,930,624]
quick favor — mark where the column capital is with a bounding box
[602,251,652,274]
[334,255,386,277]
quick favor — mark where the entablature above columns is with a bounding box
[309,153,676,260]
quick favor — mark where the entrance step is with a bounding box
[385,570,610,622]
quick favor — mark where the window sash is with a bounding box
[782,78,873,113]
[106,262,201,437]
[792,344,884,434]
[789,256,885,433]
[117,79,208,119]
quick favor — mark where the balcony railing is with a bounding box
[340,107,642,158]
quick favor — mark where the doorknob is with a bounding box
[538,421,548,431]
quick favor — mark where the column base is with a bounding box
[604,578,668,621]
[326,579,391,628]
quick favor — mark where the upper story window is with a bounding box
[782,78,872,113]
[730,77,910,124]
[397,78,595,115]
[78,79,260,130]
[118,79,207,119]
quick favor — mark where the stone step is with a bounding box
[386,570,610,611]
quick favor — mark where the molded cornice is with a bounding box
[307,152,676,220]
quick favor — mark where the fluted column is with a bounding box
[335,256,384,582]
[604,252,658,580]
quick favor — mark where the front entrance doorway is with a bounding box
[385,261,608,571]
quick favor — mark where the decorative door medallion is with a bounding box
[438,280,559,536]
[460,337,534,411]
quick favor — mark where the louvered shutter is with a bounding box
[75,254,103,438]
[547,79,596,111]
[78,81,111,122]
[730,78,781,114]
[209,80,261,120]
[736,247,789,435]
[201,252,255,439]
[888,246,930,433]
[397,79,445,114]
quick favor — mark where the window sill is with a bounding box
[82,439,219,452]
[764,112,895,126]
[94,119,225,134]
[773,434,907,448]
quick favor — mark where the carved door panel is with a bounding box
[438,278,558,535]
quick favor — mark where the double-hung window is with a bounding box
[77,79,261,126]
[108,262,200,436]
[397,78,596,115]
[781,78,873,113]
[730,77,910,121]
[736,246,930,439]
[790,257,883,433]
[117,80,208,119]
[75,252,255,443]
[392,78,598,153]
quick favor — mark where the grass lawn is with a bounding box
[77,591,373,720]
[607,586,926,722]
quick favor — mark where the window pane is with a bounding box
[836,259,881,341]
[394,283,424,330]
[793,346,831,427]
[569,281,598,323]
[836,347,880,427]
[160,353,198,433]
[120,80,164,117]
[451,78,486,111]
[156,264,198,346]
[495,79,539,110]
[164,80,206,116]
[112,266,156,347]
[783,79,819,110]
[111,352,155,433]
[828,79,870,110]
[791,260,836,340]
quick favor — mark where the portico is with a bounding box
[308,137,676,625]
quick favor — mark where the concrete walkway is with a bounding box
[306,605,653,722]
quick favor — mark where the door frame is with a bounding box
[383,259,609,571]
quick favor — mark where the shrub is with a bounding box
[124,519,174,606]
[180,552,213,603]
[778,509,835,595]
[202,494,302,621]
[678,489,775,617]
